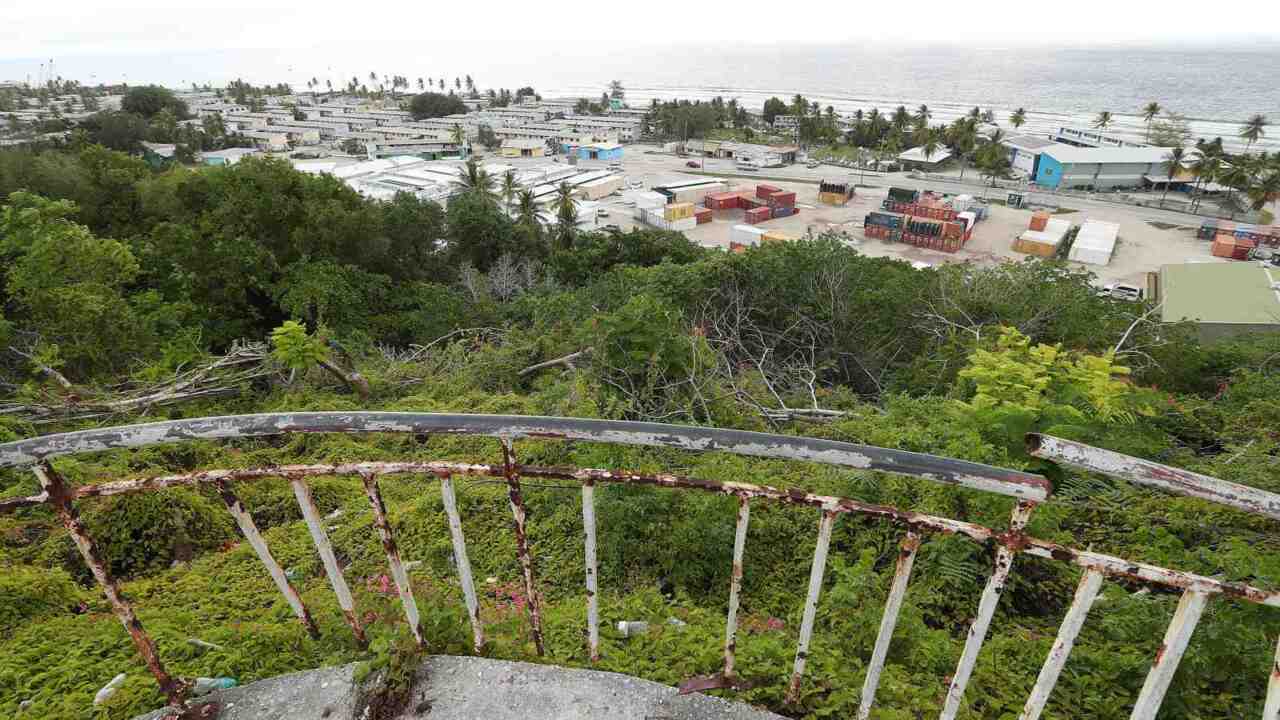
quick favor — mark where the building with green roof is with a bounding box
[1160,262,1280,341]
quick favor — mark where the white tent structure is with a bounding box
[1069,219,1120,266]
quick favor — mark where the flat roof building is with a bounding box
[1035,146,1176,190]
[1000,135,1067,178]
[1160,262,1280,341]
[1053,126,1147,149]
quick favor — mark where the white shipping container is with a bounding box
[1069,219,1119,266]
[731,224,767,246]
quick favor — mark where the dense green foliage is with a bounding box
[408,92,469,120]
[1,143,1279,720]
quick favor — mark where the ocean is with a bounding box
[4,43,1278,152]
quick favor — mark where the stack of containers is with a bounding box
[863,211,904,241]
[694,208,712,225]
[1211,233,1256,260]
[1233,222,1280,247]
[951,194,974,213]
[768,189,798,219]
[632,191,667,221]
[731,224,767,247]
[756,184,782,199]
[1198,218,1221,240]
[819,180,855,205]
[706,192,742,210]
[745,206,772,224]
[888,187,919,204]
[882,198,959,220]
[1014,218,1070,257]
[957,211,978,237]
[1030,211,1050,232]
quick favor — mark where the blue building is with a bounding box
[1033,146,1175,190]
[574,142,623,162]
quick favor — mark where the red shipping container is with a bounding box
[745,207,771,224]
[695,208,712,224]
[756,184,781,199]
[769,191,797,207]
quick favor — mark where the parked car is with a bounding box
[806,161,821,169]
[686,160,701,168]
[1101,283,1144,301]
[597,208,610,217]
[602,224,622,233]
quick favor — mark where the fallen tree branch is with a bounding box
[519,348,592,378]
[317,357,371,400]
[7,346,75,391]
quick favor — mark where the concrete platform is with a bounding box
[133,656,785,720]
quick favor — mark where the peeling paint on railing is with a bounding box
[4,416,1278,720]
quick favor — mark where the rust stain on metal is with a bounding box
[360,471,423,647]
[502,438,545,656]
[34,463,190,708]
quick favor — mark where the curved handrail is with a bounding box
[6,416,1280,720]
[0,412,1051,501]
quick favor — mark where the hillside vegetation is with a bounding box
[0,145,1278,719]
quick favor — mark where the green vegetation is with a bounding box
[1,142,1280,720]
[408,92,469,120]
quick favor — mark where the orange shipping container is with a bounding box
[1030,211,1050,232]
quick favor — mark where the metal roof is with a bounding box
[1001,135,1061,152]
[1161,262,1280,325]
[1042,146,1176,164]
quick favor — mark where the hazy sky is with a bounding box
[6,0,1280,62]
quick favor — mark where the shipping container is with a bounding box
[1030,211,1050,232]
[762,231,794,243]
[769,191,797,207]
[888,187,918,203]
[772,206,795,219]
[664,202,695,221]
[694,208,712,225]
[745,206,772,224]
[731,224,767,246]
[756,184,782,199]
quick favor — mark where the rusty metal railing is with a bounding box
[0,413,1277,720]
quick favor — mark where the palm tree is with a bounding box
[948,119,978,180]
[450,123,467,158]
[1093,111,1114,133]
[1159,147,1186,208]
[915,104,931,128]
[454,158,494,199]
[968,107,981,122]
[553,182,578,250]
[1189,154,1221,213]
[500,170,518,214]
[1009,108,1027,131]
[920,130,940,165]
[1219,164,1252,219]
[1142,102,1161,142]
[1246,170,1280,214]
[1240,114,1268,154]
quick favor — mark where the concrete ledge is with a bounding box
[133,656,785,720]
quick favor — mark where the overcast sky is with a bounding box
[5,1,1280,63]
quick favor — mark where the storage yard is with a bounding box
[436,145,1271,288]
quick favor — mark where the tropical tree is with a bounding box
[1142,102,1161,141]
[500,170,518,214]
[553,181,578,250]
[1219,163,1252,219]
[968,106,982,122]
[1093,111,1114,132]
[515,189,542,242]
[891,105,912,133]
[1188,152,1220,213]
[453,158,494,199]
[1159,147,1186,208]
[920,129,941,164]
[1009,108,1027,131]
[948,119,978,180]
[915,104,931,129]
[1247,170,1280,214]
[608,80,625,101]
[1240,114,1268,154]
[450,123,467,158]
